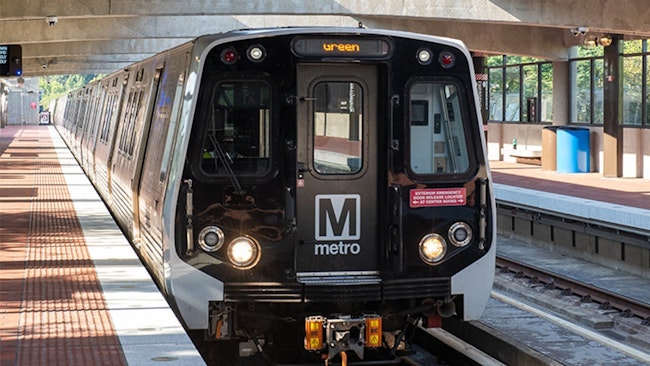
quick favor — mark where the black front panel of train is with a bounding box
[183,38,298,283]
[181,33,492,300]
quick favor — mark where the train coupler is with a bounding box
[304,314,382,360]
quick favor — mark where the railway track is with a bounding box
[496,255,650,325]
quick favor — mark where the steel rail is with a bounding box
[496,256,650,325]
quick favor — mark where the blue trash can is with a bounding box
[556,127,590,173]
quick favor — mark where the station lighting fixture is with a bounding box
[583,36,598,48]
[583,34,613,48]
[598,35,613,47]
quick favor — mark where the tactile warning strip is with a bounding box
[0,126,126,366]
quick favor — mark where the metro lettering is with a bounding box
[314,241,361,256]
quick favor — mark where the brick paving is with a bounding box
[0,126,126,366]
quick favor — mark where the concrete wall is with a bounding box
[497,210,650,279]
[487,123,543,162]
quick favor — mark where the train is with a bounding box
[52,26,496,365]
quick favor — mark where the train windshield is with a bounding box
[409,81,470,175]
[201,81,271,176]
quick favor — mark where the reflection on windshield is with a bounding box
[313,82,363,174]
[409,82,470,174]
[201,81,271,177]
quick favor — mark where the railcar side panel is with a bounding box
[81,82,105,182]
[72,87,91,161]
[110,61,163,238]
[137,46,193,289]
[93,73,128,204]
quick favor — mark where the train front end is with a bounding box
[170,28,495,363]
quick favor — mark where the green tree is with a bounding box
[39,74,101,108]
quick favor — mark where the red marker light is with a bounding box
[439,51,455,69]
[220,48,238,65]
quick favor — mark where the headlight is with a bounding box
[448,222,472,247]
[198,226,224,252]
[227,236,261,269]
[246,44,267,63]
[416,47,433,65]
[418,233,447,264]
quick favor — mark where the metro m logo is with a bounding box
[315,194,361,241]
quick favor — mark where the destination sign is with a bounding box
[292,37,391,58]
[0,45,22,76]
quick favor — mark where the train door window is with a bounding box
[201,81,271,176]
[409,82,470,175]
[312,81,363,174]
[159,72,184,182]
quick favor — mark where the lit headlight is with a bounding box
[419,233,447,264]
[449,222,472,247]
[198,226,225,252]
[246,44,266,63]
[227,236,261,269]
[416,47,433,65]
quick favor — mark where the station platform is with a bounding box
[490,161,650,234]
[0,126,204,365]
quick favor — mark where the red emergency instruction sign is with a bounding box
[409,188,466,208]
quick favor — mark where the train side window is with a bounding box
[409,82,470,175]
[201,81,271,176]
[312,81,363,175]
[118,89,145,156]
[99,79,121,144]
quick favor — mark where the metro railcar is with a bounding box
[53,26,496,365]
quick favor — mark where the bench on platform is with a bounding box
[501,148,542,165]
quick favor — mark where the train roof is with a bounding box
[197,26,469,51]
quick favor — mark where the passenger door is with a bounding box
[295,64,379,283]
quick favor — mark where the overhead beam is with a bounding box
[5,0,650,37]
[20,38,192,59]
[360,17,572,60]
[7,15,359,76]
[1,15,359,44]
[4,1,650,76]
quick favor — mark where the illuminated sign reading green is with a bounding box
[322,42,361,52]
[292,37,391,58]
